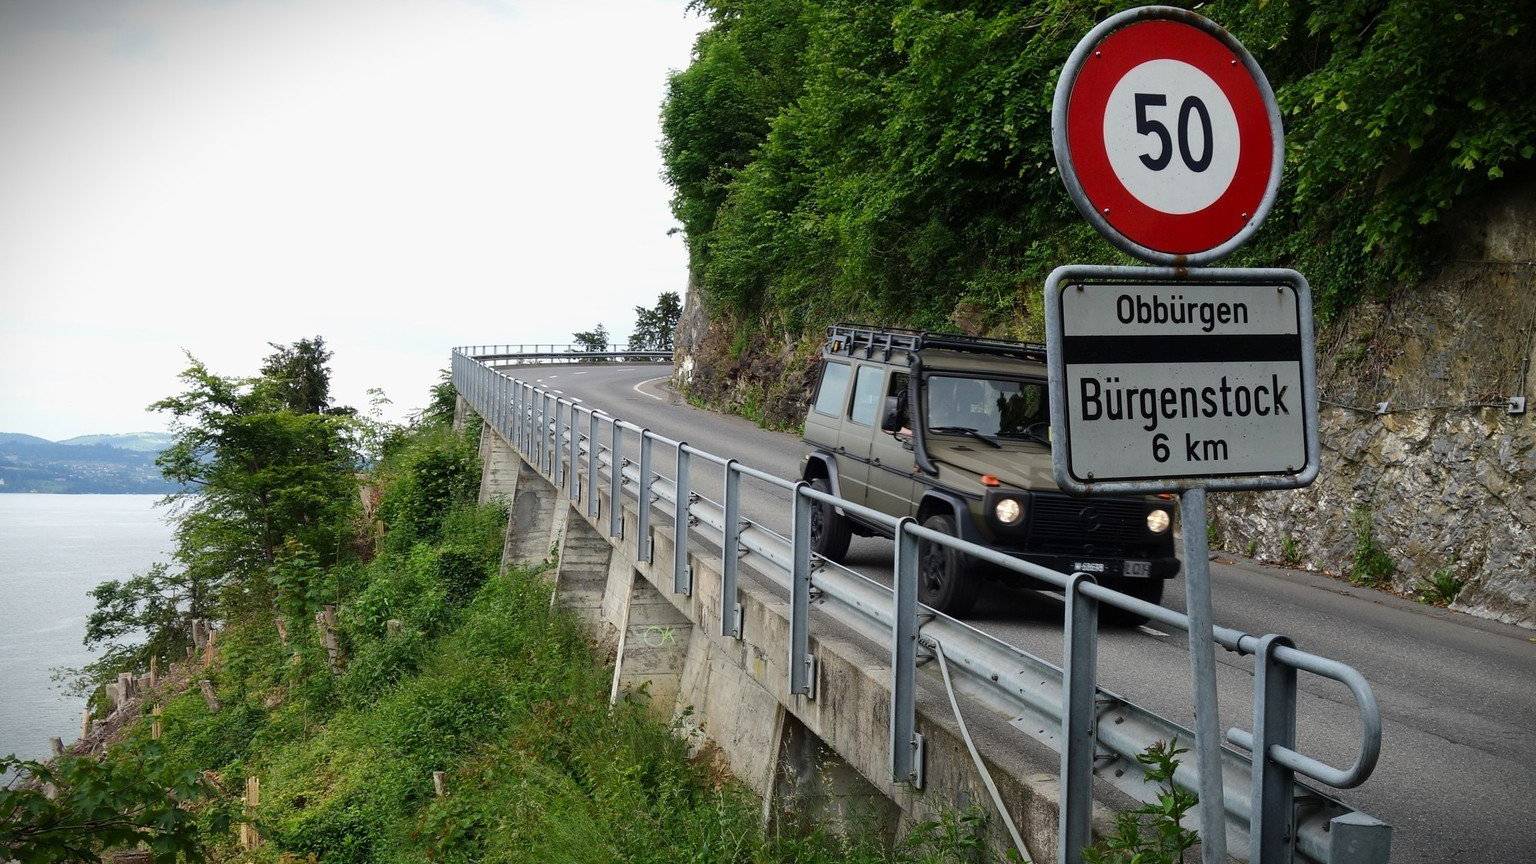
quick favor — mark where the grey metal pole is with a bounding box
[1180,486,1229,863]
[890,518,921,786]
[1059,572,1099,863]
[789,482,814,697]
[637,432,653,563]
[721,460,742,638]
[587,410,600,518]
[673,444,692,595]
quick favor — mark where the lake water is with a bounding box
[0,495,175,762]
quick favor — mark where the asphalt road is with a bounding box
[514,362,1536,864]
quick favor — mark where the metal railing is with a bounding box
[453,347,1391,864]
[462,344,671,364]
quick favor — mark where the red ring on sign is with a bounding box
[1066,19,1274,255]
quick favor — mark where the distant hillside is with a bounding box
[0,432,180,494]
[57,431,174,452]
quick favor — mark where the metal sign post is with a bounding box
[1048,8,1308,863]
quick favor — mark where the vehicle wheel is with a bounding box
[917,512,980,617]
[808,477,852,563]
[1099,577,1166,627]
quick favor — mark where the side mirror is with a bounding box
[880,396,904,433]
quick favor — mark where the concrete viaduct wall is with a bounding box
[457,400,1110,860]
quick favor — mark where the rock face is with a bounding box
[675,184,1536,628]
[1209,184,1535,628]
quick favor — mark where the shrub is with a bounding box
[1349,508,1396,587]
[1415,567,1466,606]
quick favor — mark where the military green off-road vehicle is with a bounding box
[800,324,1179,621]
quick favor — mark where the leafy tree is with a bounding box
[663,0,1536,332]
[627,291,683,351]
[151,356,360,625]
[72,563,213,698]
[259,336,334,414]
[571,324,611,354]
[0,748,226,862]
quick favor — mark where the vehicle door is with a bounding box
[836,363,886,507]
[867,371,917,516]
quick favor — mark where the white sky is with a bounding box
[0,0,705,439]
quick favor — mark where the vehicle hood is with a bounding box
[926,439,1059,491]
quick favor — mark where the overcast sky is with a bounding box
[0,0,705,440]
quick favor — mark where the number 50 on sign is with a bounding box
[1052,6,1284,265]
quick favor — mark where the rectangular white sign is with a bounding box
[1044,267,1318,494]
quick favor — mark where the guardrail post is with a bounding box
[542,392,554,475]
[637,431,654,563]
[568,404,580,502]
[559,399,571,488]
[720,460,743,639]
[586,411,600,518]
[608,419,623,540]
[673,444,693,595]
[1060,572,1100,864]
[789,482,815,697]
[512,383,522,452]
[890,517,923,787]
[1250,634,1297,864]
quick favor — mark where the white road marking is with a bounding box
[633,376,670,402]
[573,371,589,375]
[1138,625,1170,638]
[547,374,558,379]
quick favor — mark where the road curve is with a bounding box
[513,361,1536,864]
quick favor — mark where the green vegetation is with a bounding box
[1348,507,1396,587]
[1280,535,1302,567]
[1083,740,1199,864]
[4,345,1002,862]
[0,746,224,863]
[1415,567,1466,606]
[662,0,1535,339]
[628,290,684,351]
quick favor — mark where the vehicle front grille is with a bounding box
[1026,493,1161,558]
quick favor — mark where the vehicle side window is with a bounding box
[848,365,885,426]
[813,362,852,416]
[888,373,909,430]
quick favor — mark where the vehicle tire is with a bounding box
[1099,577,1166,627]
[917,512,980,617]
[808,477,852,563]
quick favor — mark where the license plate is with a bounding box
[1072,561,1106,573]
[1123,560,1151,578]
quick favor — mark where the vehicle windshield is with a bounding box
[925,374,1048,441]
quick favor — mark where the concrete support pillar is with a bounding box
[501,457,560,569]
[766,708,901,844]
[610,568,694,720]
[452,394,470,432]
[551,506,613,636]
[479,428,521,507]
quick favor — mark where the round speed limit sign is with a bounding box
[1052,7,1282,264]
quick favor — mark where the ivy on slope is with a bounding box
[663,0,1536,332]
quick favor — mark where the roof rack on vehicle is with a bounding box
[826,323,1047,363]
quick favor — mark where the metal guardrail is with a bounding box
[463,344,671,364]
[453,348,1392,864]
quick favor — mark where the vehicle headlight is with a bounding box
[994,498,1023,525]
[1146,509,1171,533]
